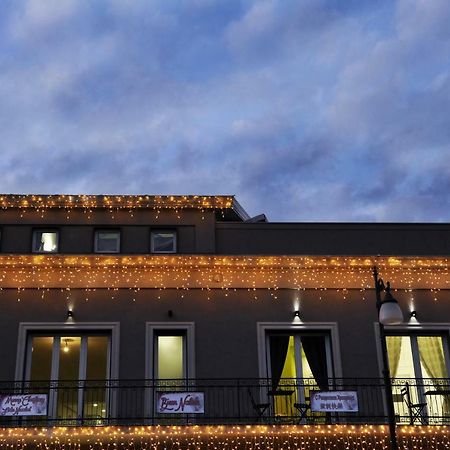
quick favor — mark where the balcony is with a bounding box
[1,378,449,427]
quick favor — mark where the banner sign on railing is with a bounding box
[0,394,47,416]
[310,391,358,412]
[156,392,205,414]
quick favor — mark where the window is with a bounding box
[267,332,333,417]
[25,333,111,421]
[386,333,450,422]
[151,231,177,253]
[33,230,58,253]
[146,323,194,383]
[95,230,120,253]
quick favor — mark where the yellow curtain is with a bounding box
[418,336,447,378]
[417,336,450,415]
[386,336,402,378]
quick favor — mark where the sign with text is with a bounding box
[156,392,204,414]
[310,391,358,412]
[0,394,47,416]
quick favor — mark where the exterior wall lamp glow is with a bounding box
[67,309,73,319]
[373,266,403,450]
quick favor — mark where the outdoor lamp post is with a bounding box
[373,266,403,450]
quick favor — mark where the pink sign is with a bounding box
[156,392,204,413]
[0,394,47,416]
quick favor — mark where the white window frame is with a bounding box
[256,322,342,419]
[374,322,450,422]
[145,322,195,380]
[32,229,59,253]
[150,230,177,254]
[145,322,195,418]
[94,230,121,254]
[15,322,120,419]
[374,323,450,379]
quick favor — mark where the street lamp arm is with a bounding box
[373,266,386,309]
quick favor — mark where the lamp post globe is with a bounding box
[379,299,403,325]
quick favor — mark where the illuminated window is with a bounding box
[32,230,58,253]
[387,334,450,423]
[95,230,120,253]
[151,231,177,253]
[25,333,111,421]
[155,333,186,380]
[146,323,195,383]
[267,333,333,417]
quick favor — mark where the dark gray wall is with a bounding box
[216,223,450,255]
[0,209,216,254]
[0,287,446,381]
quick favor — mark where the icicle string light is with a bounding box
[0,425,449,450]
[0,256,448,295]
[0,194,234,211]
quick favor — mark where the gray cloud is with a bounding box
[0,0,449,221]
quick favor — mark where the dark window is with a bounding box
[94,230,120,253]
[151,230,177,253]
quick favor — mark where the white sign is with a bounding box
[310,391,358,412]
[156,392,204,414]
[0,394,47,416]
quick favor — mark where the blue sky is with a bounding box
[0,0,449,221]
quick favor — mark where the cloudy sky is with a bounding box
[1,0,449,221]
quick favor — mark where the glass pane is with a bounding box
[34,231,58,252]
[157,335,184,379]
[29,336,53,381]
[152,232,175,252]
[96,232,119,252]
[57,337,81,420]
[84,336,109,420]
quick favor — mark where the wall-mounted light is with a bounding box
[294,310,300,319]
[168,310,173,318]
[410,310,417,319]
[67,309,73,319]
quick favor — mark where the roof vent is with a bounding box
[245,214,268,223]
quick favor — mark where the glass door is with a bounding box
[387,334,450,423]
[25,334,110,423]
[267,333,332,418]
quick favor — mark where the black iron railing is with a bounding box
[0,378,449,427]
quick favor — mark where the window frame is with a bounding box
[32,228,60,254]
[375,323,450,380]
[375,323,450,422]
[145,322,195,417]
[150,230,177,254]
[257,322,343,380]
[145,322,195,380]
[94,229,121,254]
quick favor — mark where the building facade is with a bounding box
[0,194,449,448]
